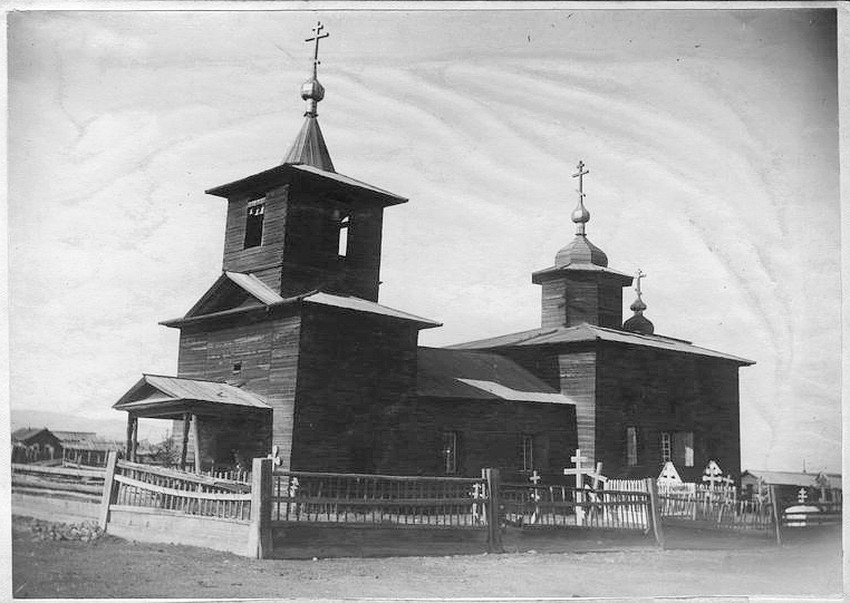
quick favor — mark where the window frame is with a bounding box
[442,431,459,475]
[243,197,266,249]
[660,431,672,463]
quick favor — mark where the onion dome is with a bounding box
[554,160,608,267]
[623,270,655,335]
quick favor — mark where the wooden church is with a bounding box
[114,24,752,482]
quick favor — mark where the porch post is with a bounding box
[125,413,134,459]
[131,416,139,462]
[191,414,201,474]
[180,412,190,471]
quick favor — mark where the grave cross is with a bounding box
[564,449,593,526]
[529,470,542,485]
[588,462,608,490]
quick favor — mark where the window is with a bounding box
[521,434,534,472]
[243,199,265,249]
[675,431,694,467]
[442,431,458,475]
[232,362,242,375]
[660,432,672,463]
[338,215,350,257]
[626,426,638,466]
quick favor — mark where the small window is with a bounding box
[660,432,672,463]
[244,199,265,249]
[626,426,638,466]
[521,434,534,472]
[442,431,458,475]
[232,362,242,375]
[338,215,350,257]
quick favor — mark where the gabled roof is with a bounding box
[182,271,283,319]
[741,470,842,490]
[162,272,440,329]
[204,163,406,207]
[449,323,754,365]
[416,347,575,405]
[11,427,54,443]
[52,431,98,444]
[114,374,271,419]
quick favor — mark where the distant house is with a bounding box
[741,469,842,505]
[54,431,122,467]
[11,427,61,464]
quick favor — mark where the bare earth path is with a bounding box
[11,516,843,599]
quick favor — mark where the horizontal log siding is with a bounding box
[558,350,597,461]
[594,343,742,481]
[289,306,419,473]
[381,397,577,479]
[222,184,289,290]
[173,313,302,469]
[540,273,624,329]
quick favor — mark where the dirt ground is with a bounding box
[10,515,843,600]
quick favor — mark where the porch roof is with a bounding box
[113,374,271,419]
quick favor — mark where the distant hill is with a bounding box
[10,408,167,443]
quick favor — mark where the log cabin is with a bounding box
[113,24,752,482]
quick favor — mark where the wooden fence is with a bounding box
[270,470,489,528]
[499,482,653,531]
[11,462,105,500]
[104,457,252,523]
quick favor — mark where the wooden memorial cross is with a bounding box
[797,487,808,504]
[528,470,542,524]
[564,449,593,525]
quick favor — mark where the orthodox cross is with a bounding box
[306,21,330,77]
[572,160,590,200]
[588,462,608,490]
[797,487,808,504]
[529,470,542,485]
[635,269,646,296]
[564,449,593,526]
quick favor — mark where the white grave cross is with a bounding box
[564,449,593,526]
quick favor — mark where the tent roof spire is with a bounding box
[282,21,335,172]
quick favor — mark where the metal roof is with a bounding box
[303,292,441,328]
[416,347,575,405]
[741,470,842,489]
[205,163,406,207]
[224,271,284,305]
[450,323,754,365]
[282,116,335,172]
[114,374,271,416]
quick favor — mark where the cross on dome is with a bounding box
[570,160,591,235]
[306,21,330,79]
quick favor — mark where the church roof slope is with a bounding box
[303,292,441,328]
[205,163,407,207]
[416,347,576,405]
[449,323,754,365]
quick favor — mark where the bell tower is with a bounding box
[205,22,405,302]
[532,161,633,329]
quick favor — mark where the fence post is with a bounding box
[770,485,783,546]
[645,477,665,549]
[248,457,273,559]
[98,450,118,532]
[483,468,503,553]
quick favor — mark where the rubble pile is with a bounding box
[28,519,104,542]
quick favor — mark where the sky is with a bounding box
[7,7,841,473]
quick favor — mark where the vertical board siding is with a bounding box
[268,315,303,471]
[558,351,597,461]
